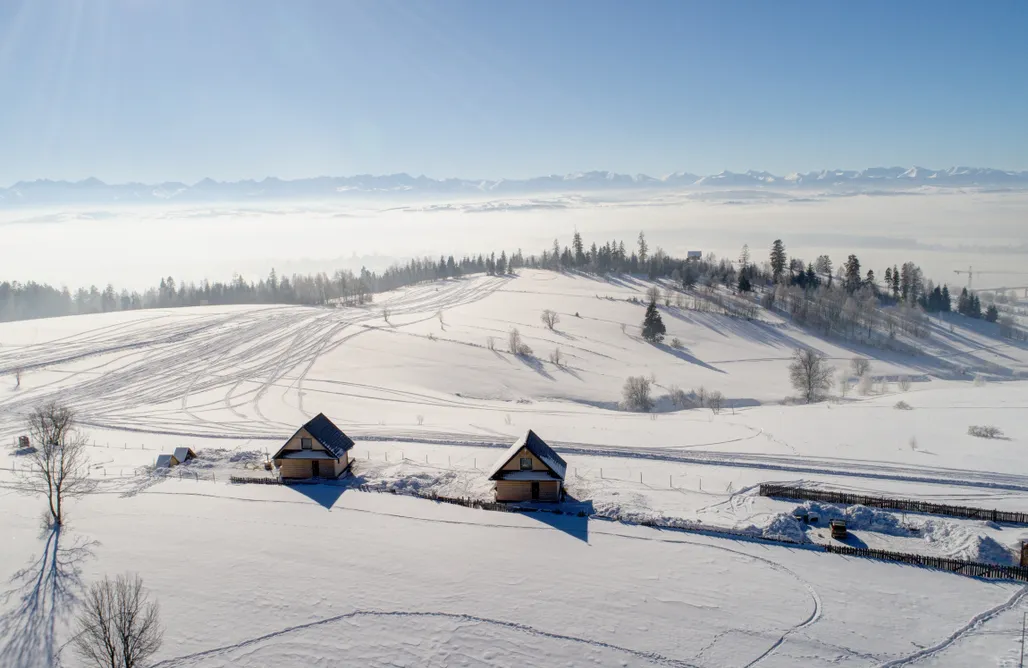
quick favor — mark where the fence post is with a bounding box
[669,475,672,488]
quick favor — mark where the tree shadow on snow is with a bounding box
[0,526,98,668]
[654,342,725,373]
[515,354,555,381]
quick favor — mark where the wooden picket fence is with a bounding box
[823,543,1028,581]
[759,484,1028,525]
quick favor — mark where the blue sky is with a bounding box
[1,0,1026,184]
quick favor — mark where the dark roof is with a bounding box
[272,413,354,461]
[301,413,354,457]
[488,430,567,481]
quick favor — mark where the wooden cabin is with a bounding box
[173,447,197,463]
[488,430,567,502]
[272,413,354,479]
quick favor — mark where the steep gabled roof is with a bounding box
[173,447,196,462]
[488,430,567,481]
[272,413,354,460]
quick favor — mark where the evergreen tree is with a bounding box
[737,273,752,292]
[941,285,951,312]
[641,299,666,342]
[805,263,818,289]
[770,239,787,282]
[891,265,900,299]
[865,269,875,291]
[958,288,970,315]
[843,255,862,292]
[637,231,649,264]
[572,231,585,267]
[971,295,982,319]
[985,304,999,323]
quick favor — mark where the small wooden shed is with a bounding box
[272,413,354,479]
[488,430,567,502]
[155,454,178,469]
[173,447,197,463]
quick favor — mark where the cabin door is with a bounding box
[531,482,540,500]
[311,461,320,478]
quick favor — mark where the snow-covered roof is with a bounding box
[155,454,177,468]
[278,450,338,460]
[173,447,196,462]
[488,430,567,481]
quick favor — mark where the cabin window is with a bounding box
[520,457,532,470]
[301,437,313,450]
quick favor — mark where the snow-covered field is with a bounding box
[3,270,1028,666]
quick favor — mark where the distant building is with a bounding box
[272,413,354,479]
[687,250,702,260]
[488,430,567,502]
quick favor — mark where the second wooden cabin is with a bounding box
[488,429,567,502]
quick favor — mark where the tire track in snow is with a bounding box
[150,610,698,668]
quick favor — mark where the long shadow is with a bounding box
[0,526,98,668]
[654,342,725,373]
[835,533,869,549]
[518,499,594,543]
[283,479,350,510]
[515,354,555,381]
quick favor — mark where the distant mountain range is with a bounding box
[2,166,1026,206]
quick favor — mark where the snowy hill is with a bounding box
[3,270,1028,666]
[3,165,1027,206]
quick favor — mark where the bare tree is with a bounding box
[549,347,563,367]
[851,357,872,378]
[621,376,653,412]
[696,386,707,408]
[508,327,522,354]
[857,372,873,396]
[668,385,688,408]
[508,327,532,356]
[24,401,90,527]
[382,306,391,324]
[645,285,661,304]
[898,376,912,392]
[707,390,724,415]
[663,287,674,307]
[73,573,163,668]
[14,369,22,388]
[789,348,835,403]
[436,310,445,330]
[486,336,496,351]
[540,309,560,330]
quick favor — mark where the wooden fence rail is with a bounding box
[759,483,1028,525]
[823,543,1028,582]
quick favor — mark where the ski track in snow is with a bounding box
[875,584,1028,667]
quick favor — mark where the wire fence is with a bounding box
[759,483,1028,525]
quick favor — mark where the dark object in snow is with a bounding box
[1021,541,1028,568]
[830,519,848,539]
[271,413,355,480]
[489,430,567,503]
[792,509,809,523]
[808,513,819,525]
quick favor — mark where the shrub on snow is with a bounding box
[968,425,1004,439]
